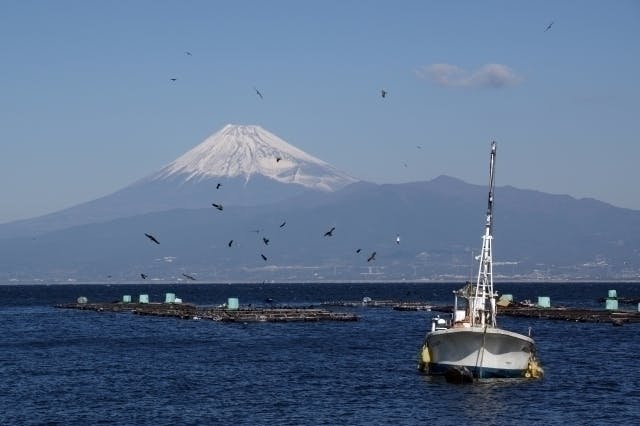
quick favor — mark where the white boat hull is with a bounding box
[419,327,538,379]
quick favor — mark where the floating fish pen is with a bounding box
[55,301,357,322]
[321,299,432,311]
[322,299,404,308]
[497,306,640,324]
[55,302,165,313]
[429,304,640,324]
[392,302,433,311]
[138,306,358,322]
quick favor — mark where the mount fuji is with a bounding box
[154,124,356,191]
[0,124,358,238]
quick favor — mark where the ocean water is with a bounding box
[1,282,639,425]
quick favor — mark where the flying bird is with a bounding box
[279,221,286,228]
[262,237,270,246]
[185,51,192,56]
[324,227,335,237]
[396,234,401,245]
[216,183,222,189]
[182,273,196,281]
[417,145,422,149]
[170,78,177,82]
[381,89,387,98]
[276,157,282,162]
[367,252,377,262]
[144,233,160,244]
[212,203,223,211]
[261,253,267,261]
[254,87,263,99]
[356,248,362,253]
[544,21,554,32]
[228,240,234,247]
[140,273,148,280]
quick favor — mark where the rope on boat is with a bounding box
[474,325,489,380]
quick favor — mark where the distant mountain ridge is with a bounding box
[2,176,639,283]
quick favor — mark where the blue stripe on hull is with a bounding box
[428,363,525,379]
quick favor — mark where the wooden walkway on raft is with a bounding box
[55,302,358,323]
[430,305,640,324]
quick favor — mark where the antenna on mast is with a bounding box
[472,141,498,328]
[486,141,497,234]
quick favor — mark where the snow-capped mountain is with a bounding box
[152,124,357,191]
[0,124,359,238]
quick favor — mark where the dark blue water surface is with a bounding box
[1,282,639,425]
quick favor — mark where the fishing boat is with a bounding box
[417,141,543,380]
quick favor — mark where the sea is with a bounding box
[1,281,639,425]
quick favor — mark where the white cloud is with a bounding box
[416,63,523,88]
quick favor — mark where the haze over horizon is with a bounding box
[1,1,639,224]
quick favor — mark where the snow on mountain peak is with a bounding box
[155,124,358,191]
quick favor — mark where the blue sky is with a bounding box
[1,0,639,223]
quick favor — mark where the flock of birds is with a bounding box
[143,20,556,281]
[139,157,393,281]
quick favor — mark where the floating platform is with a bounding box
[430,305,640,324]
[321,299,398,308]
[55,302,358,322]
[392,302,433,311]
[321,299,432,311]
[498,306,640,324]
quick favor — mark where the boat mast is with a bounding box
[472,141,497,328]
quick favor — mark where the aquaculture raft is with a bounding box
[430,305,640,324]
[321,299,432,310]
[55,302,358,322]
[498,306,640,324]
